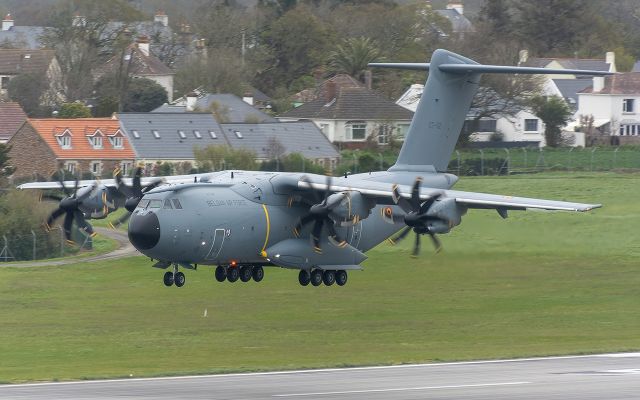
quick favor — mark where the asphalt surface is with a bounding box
[0,227,139,268]
[2,353,640,399]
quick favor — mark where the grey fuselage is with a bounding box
[128,170,456,268]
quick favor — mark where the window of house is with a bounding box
[396,124,410,140]
[111,136,123,148]
[193,130,202,138]
[58,135,72,149]
[178,130,186,139]
[209,130,217,139]
[90,136,103,149]
[524,119,539,132]
[477,119,497,132]
[120,161,131,176]
[1,76,9,90]
[234,130,243,138]
[132,130,140,139]
[346,121,366,141]
[91,161,102,175]
[152,130,160,138]
[64,161,76,174]
[623,98,635,113]
[377,124,391,145]
[319,123,329,135]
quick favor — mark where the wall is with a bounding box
[8,122,57,179]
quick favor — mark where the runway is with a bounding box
[2,353,640,399]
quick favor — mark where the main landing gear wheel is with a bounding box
[163,271,174,287]
[322,270,336,286]
[336,270,348,286]
[298,270,310,286]
[252,266,264,282]
[310,269,323,287]
[215,265,227,282]
[227,267,240,282]
[240,266,252,282]
[174,271,186,287]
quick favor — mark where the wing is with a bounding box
[296,176,600,212]
[17,173,215,190]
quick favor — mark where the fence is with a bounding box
[0,227,91,262]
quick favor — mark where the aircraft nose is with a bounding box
[128,211,160,250]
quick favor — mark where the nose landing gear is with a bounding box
[163,265,186,288]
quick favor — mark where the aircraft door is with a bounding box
[350,221,363,249]
[205,228,226,260]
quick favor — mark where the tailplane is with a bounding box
[370,49,612,173]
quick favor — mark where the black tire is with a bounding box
[298,270,310,286]
[252,266,264,282]
[240,266,252,282]
[227,266,239,282]
[163,271,174,287]
[322,270,336,286]
[336,270,348,286]
[215,266,227,282]
[174,271,186,287]
[310,269,323,287]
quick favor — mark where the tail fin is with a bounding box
[370,49,612,173]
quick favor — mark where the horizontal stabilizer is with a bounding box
[369,62,613,76]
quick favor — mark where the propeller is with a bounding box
[387,178,444,255]
[289,176,347,253]
[110,167,163,229]
[44,175,97,243]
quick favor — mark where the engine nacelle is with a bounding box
[328,191,373,224]
[426,198,467,233]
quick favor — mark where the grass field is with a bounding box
[1,172,640,383]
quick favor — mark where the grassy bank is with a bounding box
[1,172,639,382]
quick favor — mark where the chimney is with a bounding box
[72,13,86,28]
[186,92,198,111]
[154,10,169,27]
[518,49,529,65]
[324,81,337,103]
[2,14,13,31]
[242,90,254,106]
[446,2,464,14]
[605,51,616,71]
[364,70,372,90]
[593,76,605,93]
[136,35,150,56]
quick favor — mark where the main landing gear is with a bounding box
[215,265,264,283]
[163,265,186,288]
[299,269,348,287]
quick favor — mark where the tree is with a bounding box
[529,95,572,148]
[7,73,48,116]
[174,49,247,96]
[123,78,168,112]
[194,145,257,171]
[58,103,92,118]
[329,37,380,82]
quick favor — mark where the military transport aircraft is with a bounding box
[21,49,608,288]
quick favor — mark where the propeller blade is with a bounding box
[300,176,320,203]
[76,182,97,202]
[74,210,95,236]
[56,174,71,197]
[419,192,443,214]
[63,212,74,241]
[389,226,412,245]
[324,175,332,203]
[46,207,65,228]
[410,177,422,210]
[133,167,142,196]
[392,184,414,214]
[141,179,163,194]
[412,232,421,257]
[311,219,323,250]
[73,178,79,197]
[109,211,132,229]
[114,169,134,198]
[429,233,442,253]
[293,214,316,237]
[326,220,346,247]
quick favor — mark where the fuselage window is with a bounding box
[138,199,150,209]
[172,198,183,209]
[148,200,162,209]
[163,199,173,209]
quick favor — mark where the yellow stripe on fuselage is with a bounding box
[261,204,270,254]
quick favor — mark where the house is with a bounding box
[0,14,47,49]
[99,37,175,101]
[434,3,474,37]
[219,122,340,169]
[577,73,640,146]
[396,83,547,147]
[0,102,27,143]
[277,76,413,148]
[8,118,135,180]
[154,92,276,123]
[0,48,64,105]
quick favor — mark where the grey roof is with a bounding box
[117,112,225,160]
[153,93,277,123]
[220,122,339,160]
[434,9,474,33]
[552,79,593,107]
[278,86,414,121]
[0,26,46,49]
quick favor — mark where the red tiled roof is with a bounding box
[29,118,136,159]
[292,74,363,103]
[0,102,27,141]
[580,73,640,95]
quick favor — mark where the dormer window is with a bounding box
[111,136,123,148]
[152,130,160,138]
[193,130,202,139]
[55,128,72,149]
[178,130,186,139]
[209,130,217,139]
[87,129,104,149]
[234,130,243,139]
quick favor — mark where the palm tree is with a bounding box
[329,37,381,82]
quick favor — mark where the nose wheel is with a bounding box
[163,266,186,288]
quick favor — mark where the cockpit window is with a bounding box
[137,199,150,209]
[148,200,162,209]
[163,199,173,209]
[172,198,183,209]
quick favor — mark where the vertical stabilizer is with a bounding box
[390,49,481,172]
